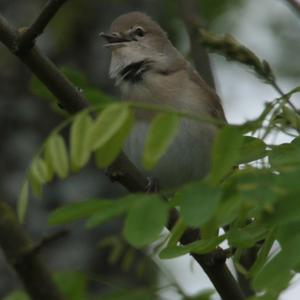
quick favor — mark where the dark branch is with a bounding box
[28,229,69,256]
[180,228,245,300]
[17,0,67,55]
[0,15,19,52]
[285,0,300,16]
[237,247,258,297]
[0,201,64,300]
[0,10,245,300]
[179,0,216,89]
[24,47,90,113]
[0,15,89,113]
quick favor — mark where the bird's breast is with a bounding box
[121,70,217,188]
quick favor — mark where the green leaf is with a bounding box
[282,106,300,130]
[237,136,267,164]
[210,125,244,183]
[167,218,187,246]
[230,168,278,216]
[30,157,49,183]
[291,135,300,147]
[253,235,300,292]
[17,181,29,223]
[123,195,168,248]
[247,294,279,300]
[48,199,112,225]
[89,104,133,151]
[277,222,300,248]
[266,194,300,226]
[174,181,222,227]
[46,134,69,179]
[94,109,133,168]
[227,222,268,248]
[86,201,128,228]
[249,230,276,277]
[54,271,86,300]
[212,195,242,227]
[84,88,114,106]
[70,112,93,171]
[60,66,89,88]
[274,168,300,196]
[43,143,54,182]
[269,143,300,172]
[187,289,215,300]
[3,291,30,300]
[159,235,226,259]
[28,157,51,199]
[30,76,55,102]
[100,289,153,300]
[143,113,180,170]
[121,248,135,272]
[98,236,125,265]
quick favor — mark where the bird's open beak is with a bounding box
[99,32,131,49]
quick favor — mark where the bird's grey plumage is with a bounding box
[101,12,226,188]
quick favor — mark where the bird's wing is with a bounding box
[187,64,227,123]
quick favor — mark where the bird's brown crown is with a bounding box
[110,11,167,38]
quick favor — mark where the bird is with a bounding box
[100,12,226,189]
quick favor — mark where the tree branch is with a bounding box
[179,0,216,89]
[0,201,64,300]
[0,15,90,113]
[285,0,300,16]
[29,229,69,256]
[237,247,258,297]
[17,0,67,55]
[0,9,245,300]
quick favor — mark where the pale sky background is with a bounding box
[156,0,300,299]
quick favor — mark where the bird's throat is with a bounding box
[119,60,152,83]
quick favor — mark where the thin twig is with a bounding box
[0,15,89,113]
[270,79,298,112]
[0,201,64,300]
[28,229,69,256]
[17,0,67,55]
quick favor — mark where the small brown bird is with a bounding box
[101,12,226,188]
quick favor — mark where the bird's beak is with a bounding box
[99,32,132,49]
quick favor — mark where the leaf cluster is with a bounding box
[16,40,300,300]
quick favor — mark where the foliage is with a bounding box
[4,272,86,300]
[17,29,300,300]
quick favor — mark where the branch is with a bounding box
[179,0,216,89]
[0,201,64,300]
[29,229,69,255]
[0,10,245,300]
[0,15,90,113]
[180,229,245,300]
[17,0,67,55]
[236,247,259,297]
[285,0,300,16]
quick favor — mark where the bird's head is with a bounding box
[100,12,178,82]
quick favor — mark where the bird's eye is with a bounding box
[134,27,145,37]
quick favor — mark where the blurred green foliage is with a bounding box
[198,0,243,22]
[6,0,300,299]
[23,69,300,298]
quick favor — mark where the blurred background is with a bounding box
[0,0,299,299]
